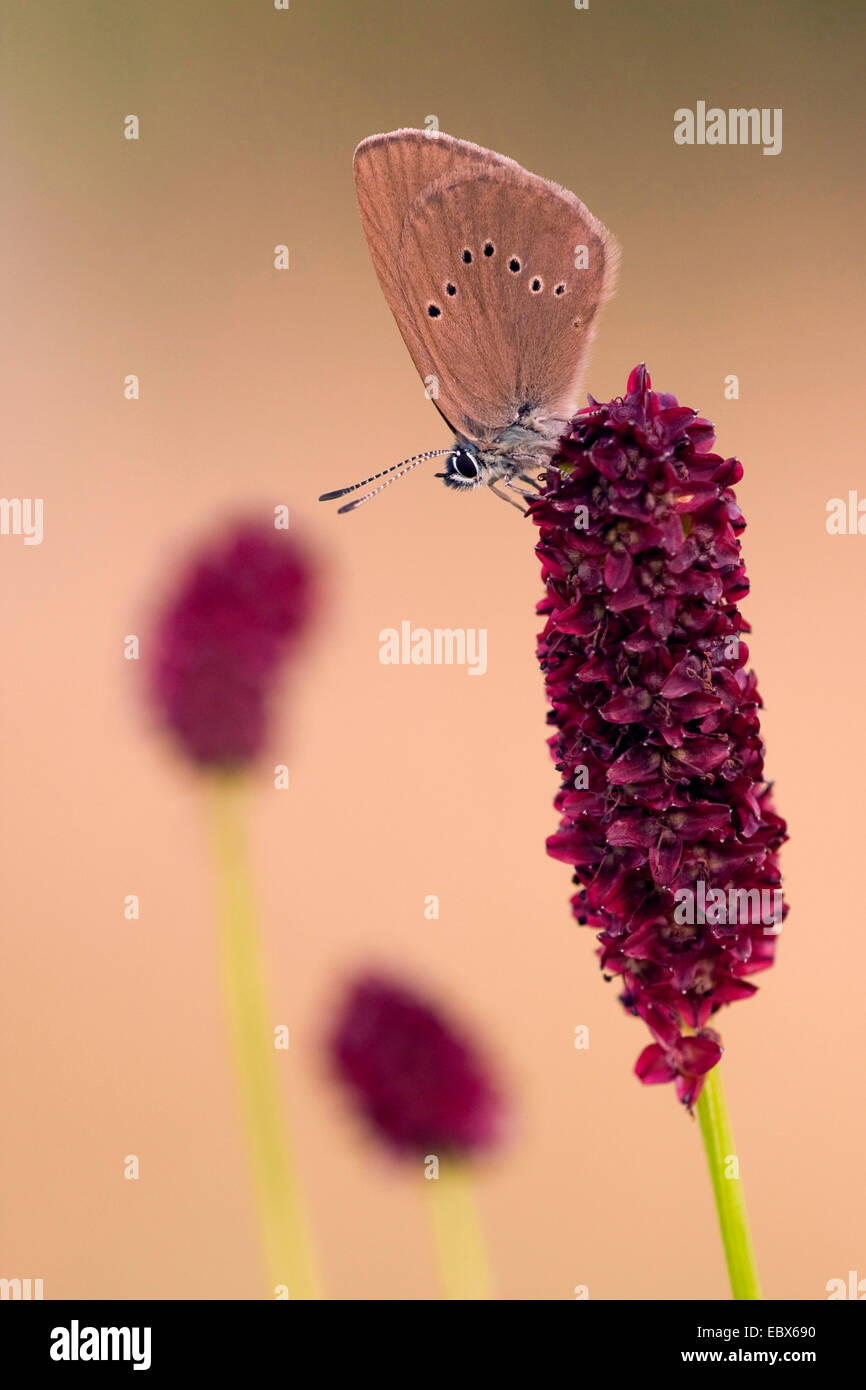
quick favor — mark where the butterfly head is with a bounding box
[436,421,558,493]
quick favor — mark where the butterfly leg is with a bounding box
[500,458,545,500]
[504,478,540,501]
[488,481,527,512]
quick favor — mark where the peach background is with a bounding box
[1,0,863,1299]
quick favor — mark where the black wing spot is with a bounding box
[508,257,521,273]
[530,277,543,293]
[555,283,566,295]
[462,248,473,264]
[446,283,457,296]
[483,241,495,257]
[428,303,442,318]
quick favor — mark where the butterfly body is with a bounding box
[438,422,562,492]
[321,129,618,512]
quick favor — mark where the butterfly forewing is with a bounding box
[353,131,518,397]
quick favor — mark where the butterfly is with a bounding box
[320,129,619,513]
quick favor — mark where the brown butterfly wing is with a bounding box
[353,131,530,416]
[396,165,619,441]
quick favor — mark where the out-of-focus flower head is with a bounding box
[532,366,787,1108]
[329,974,507,1157]
[150,520,315,767]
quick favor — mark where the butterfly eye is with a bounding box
[439,447,482,489]
[452,450,479,479]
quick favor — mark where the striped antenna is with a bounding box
[319,449,451,511]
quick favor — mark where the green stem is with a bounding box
[205,773,320,1299]
[426,1160,491,1300]
[696,1062,762,1300]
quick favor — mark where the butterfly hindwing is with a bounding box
[396,163,618,440]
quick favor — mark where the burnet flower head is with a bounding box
[329,974,507,1157]
[532,366,787,1108]
[150,520,315,767]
